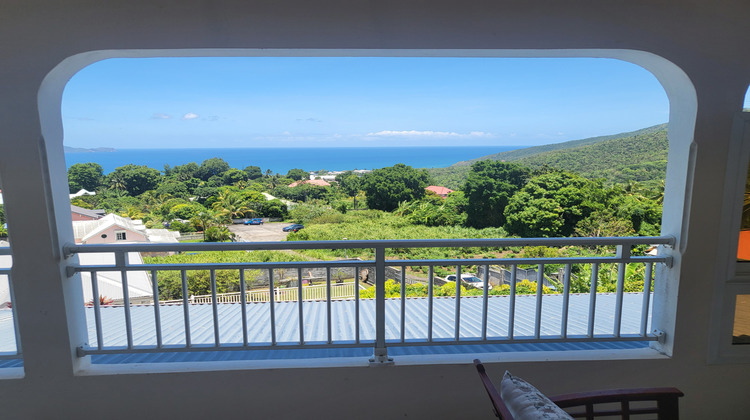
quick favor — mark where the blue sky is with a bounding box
[62,57,671,149]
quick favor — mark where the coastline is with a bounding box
[64,145,525,174]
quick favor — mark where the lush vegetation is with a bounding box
[455,123,666,167]
[287,209,508,261]
[358,279,555,298]
[430,123,668,189]
[362,163,430,211]
[463,161,529,228]
[67,124,667,296]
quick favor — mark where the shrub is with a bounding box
[169,220,196,233]
[308,212,346,225]
[205,225,231,242]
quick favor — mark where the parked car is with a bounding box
[282,223,304,232]
[244,218,263,225]
[445,273,493,290]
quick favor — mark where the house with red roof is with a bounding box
[288,179,331,188]
[425,185,454,198]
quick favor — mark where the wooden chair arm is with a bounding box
[550,387,684,419]
[473,359,515,419]
[551,387,684,405]
[474,359,683,420]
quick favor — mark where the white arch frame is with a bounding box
[38,49,697,367]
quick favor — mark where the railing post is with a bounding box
[370,246,393,366]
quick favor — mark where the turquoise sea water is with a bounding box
[64,146,524,174]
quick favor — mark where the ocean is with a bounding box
[64,146,524,174]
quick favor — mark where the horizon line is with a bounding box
[64,144,531,151]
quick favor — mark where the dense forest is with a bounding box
[61,125,667,299]
[429,123,668,190]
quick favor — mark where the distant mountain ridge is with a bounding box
[452,123,667,167]
[64,146,116,153]
[427,123,669,189]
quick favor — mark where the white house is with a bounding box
[72,213,180,244]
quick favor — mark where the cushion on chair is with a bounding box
[500,371,574,420]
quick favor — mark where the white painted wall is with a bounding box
[0,1,749,419]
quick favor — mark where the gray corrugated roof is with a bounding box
[0,309,18,353]
[85,293,648,347]
[0,293,651,365]
[70,204,104,219]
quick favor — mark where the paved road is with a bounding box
[228,222,295,242]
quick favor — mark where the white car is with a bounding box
[445,274,493,290]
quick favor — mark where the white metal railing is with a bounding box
[64,236,675,364]
[0,244,21,360]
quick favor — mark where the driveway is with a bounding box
[228,222,294,242]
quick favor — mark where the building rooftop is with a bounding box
[426,186,454,196]
[0,292,650,363]
[72,214,180,244]
[288,179,331,188]
[70,204,105,220]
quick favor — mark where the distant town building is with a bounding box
[308,169,371,182]
[425,185,454,198]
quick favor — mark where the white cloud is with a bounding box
[469,131,492,137]
[182,112,199,120]
[367,130,492,138]
[151,113,171,120]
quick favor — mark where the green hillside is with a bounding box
[427,123,668,189]
[453,123,667,166]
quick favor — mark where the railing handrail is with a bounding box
[63,235,676,257]
[67,255,670,275]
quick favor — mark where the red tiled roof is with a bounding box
[425,185,454,196]
[288,179,331,188]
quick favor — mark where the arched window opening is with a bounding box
[40,51,694,367]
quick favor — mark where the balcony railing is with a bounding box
[0,244,20,361]
[63,236,674,365]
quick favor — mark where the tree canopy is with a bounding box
[107,164,161,196]
[463,160,529,228]
[504,171,602,237]
[286,168,309,181]
[68,162,104,193]
[196,158,231,181]
[336,171,363,209]
[362,164,430,211]
[243,165,263,180]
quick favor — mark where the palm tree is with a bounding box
[212,190,252,220]
[624,180,640,195]
[652,180,665,205]
[124,206,145,220]
[204,225,232,242]
[108,173,127,196]
[191,210,221,240]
